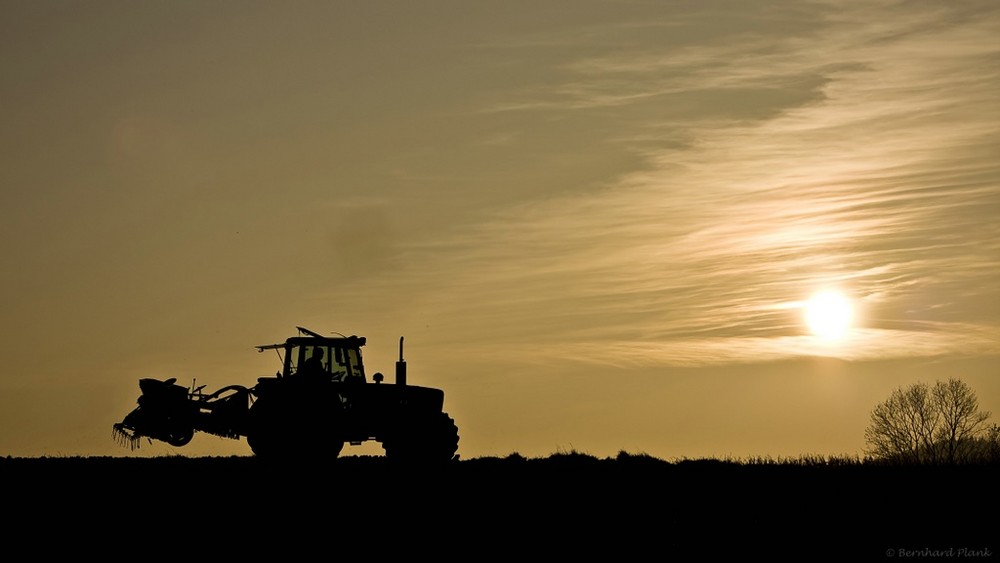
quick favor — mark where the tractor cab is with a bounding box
[257,327,367,383]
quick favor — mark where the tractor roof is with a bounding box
[255,328,366,352]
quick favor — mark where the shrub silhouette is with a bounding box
[864,378,998,464]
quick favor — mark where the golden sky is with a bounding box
[2,1,998,459]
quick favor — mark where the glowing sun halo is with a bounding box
[804,290,853,340]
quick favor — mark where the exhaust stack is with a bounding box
[396,336,406,386]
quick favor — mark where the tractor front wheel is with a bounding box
[382,412,459,464]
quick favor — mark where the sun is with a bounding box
[804,289,853,340]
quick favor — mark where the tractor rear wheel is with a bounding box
[247,397,345,459]
[248,428,344,459]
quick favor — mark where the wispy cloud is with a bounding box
[338,1,1000,367]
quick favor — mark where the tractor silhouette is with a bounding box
[113,327,459,462]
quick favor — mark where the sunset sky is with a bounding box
[2,1,998,460]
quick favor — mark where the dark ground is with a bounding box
[3,453,995,560]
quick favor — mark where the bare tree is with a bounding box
[864,378,993,464]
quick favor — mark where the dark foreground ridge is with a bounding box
[3,452,995,560]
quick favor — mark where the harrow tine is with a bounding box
[112,424,142,451]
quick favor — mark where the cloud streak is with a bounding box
[331,1,1000,368]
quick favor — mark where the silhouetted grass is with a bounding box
[4,448,995,467]
[2,450,995,559]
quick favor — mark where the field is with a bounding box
[3,452,995,559]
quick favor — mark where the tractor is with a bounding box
[112,327,460,462]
